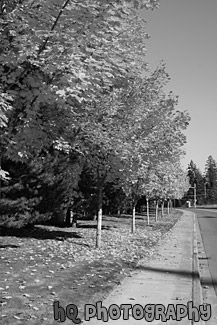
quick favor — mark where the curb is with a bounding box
[192,213,205,325]
[194,211,217,324]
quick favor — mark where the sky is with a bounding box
[141,0,217,173]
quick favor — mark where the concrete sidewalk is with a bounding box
[83,211,208,324]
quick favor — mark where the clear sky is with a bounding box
[142,0,217,173]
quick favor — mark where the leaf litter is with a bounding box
[0,211,182,324]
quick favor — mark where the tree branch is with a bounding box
[37,0,71,56]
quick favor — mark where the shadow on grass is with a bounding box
[110,214,156,220]
[0,243,20,248]
[0,226,83,241]
[77,224,114,230]
[0,222,115,241]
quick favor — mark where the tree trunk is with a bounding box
[155,200,158,222]
[146,198,150,225]
[131,206,136,233]
[72,212,77,228]
[96,187,103,248]
[170,199,172,213]
[170,199,172,211]
[161,200,164,218]
[65,207,71,227]
[167,199,170,216]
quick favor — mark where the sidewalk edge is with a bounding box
[193,213,205,325]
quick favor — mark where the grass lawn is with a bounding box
[0,210,182,324]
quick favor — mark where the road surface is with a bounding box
[192,208,217,297]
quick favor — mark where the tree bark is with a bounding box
[131,206,136,233]
[146,198,150,225]
[155,200,158,222]
[161,200,164,218]
[167,199,170,216]
[96,187,103,248]
[65,207,71,227]
[38,0,71,55]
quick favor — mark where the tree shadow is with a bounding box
[198,216,217,219]
[135,265,217,288]
[198,256,211,260]
[201,278,217,286]
[0,221,116,240]
[77,224,114,230]
[0,243,20,248]
[0,226,83,241]
[109,214,145,220]
[197,207,217,210]
[135,265,195,279]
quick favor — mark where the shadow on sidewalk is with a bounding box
[136,265,194,279]
[201,278,217,287]
[198,216,217,219]
[136,265,217,287]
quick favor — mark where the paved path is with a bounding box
[83,211,208,324]
[195,209,217,325]
[195,208,217,296]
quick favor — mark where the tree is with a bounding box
[0,0,158,164]
[84,146,122,248]
[185,160,206,206]
[0,0,192,245]
[204,156,217,204]
[141,158,189,217]
[118,66,190,231]
[0,148,82,227]
[0,0,160,228]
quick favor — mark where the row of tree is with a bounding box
[0,0,190,247]
[184,156,217,206]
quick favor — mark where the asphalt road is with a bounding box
[192,208,217,297]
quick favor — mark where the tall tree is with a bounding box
[186,160,206,205]
[0,0,158,165]
[204,156,217,204]
[83,145,122,248]
[119,67,190,231]
[0,0,160,228]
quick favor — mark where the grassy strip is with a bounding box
[0,210,182,324]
